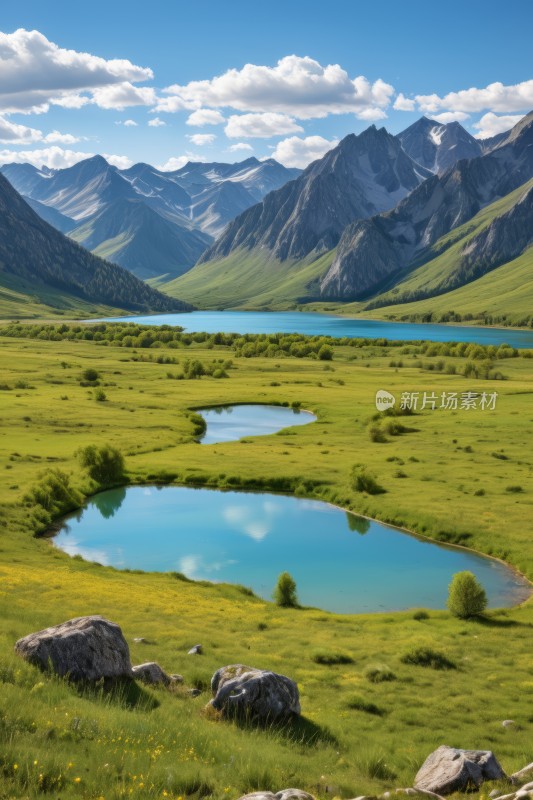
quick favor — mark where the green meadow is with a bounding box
[0,323,532,800]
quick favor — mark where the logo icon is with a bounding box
[375,389,396,412]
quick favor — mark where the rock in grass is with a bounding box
[132,662,171,686]
[415,745,506,794]
[188,644,203,655]
[15,616,132,681]
[511,765,533,785]
[209,664,300,721]
[236,792,315,800]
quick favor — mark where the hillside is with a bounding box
[0,174,191,316]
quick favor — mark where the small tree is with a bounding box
[318,345,333,361]
[78,444,125,486]
[447,571,487,619]
[273,572,298,608]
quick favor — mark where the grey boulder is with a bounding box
[415,746,506,794]
[15,616,132,681]
[209,664,300,721]
[132,662,171,686]
[236,792,315,800]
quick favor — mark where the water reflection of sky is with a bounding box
[198,404,316,445]
[53,486,531,614]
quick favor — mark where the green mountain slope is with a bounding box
[0,174,192,317]
[162,248,334,309]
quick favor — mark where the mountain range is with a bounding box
[0,173,190,316]
[164,112,533,323]
[1,155,300,281]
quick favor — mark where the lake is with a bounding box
[198,404,316,445]
[105,310,533,348]
[53,486,530,614]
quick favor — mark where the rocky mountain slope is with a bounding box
[320,111,533,299]
[199,126,432,265]
[397,116,483,173]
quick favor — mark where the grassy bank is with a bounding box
[0,324,532,799]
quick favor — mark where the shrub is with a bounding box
[78,444,125,486]
[82,367,100,382]
[312,651,354,665]
[447,571,487,619]
[364,664,396,683]
[345,695,384,715]
[273,571,298,607]
[25,469,84,520]
[94,388,107,402]
[369,424,387,443]
[412,609,429,621]
[351,465,386,495]
[400,647,456,670]
[318,345,334,361]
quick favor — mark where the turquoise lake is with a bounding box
[106,310,533,348]
[198,404,316,444]
[53,486,530,614]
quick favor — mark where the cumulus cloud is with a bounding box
[0,28,154,113]
[0,146,130,170]
[158,55,394,120]
[148,116,166,127]
[104,153,133,169]
[472,112,525,139]
[117,119,138,127]
[225,112,303,138]
[431,111,470,124]
[415,79,533,114]
[228,142,253,152]
[393,93,416,112]
[91,82,156,110]
[157,153,207,171]
[270,135,338,168]
[0,115,42,144]
[187,133,216,145]
[43,130,81,143]
[186,108,225,126]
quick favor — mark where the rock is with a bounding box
[14,616,132,681]
[235,794,277,800]
[520,784,533,793]
[209,664,300,721]
[502,720,515,728]
[188,688,202,697]
[170,673,184,684]
[512,766,533,786]
[133,637,147,644]
[276,791,316,800]
[415,746,506,795]
[489,792,501,798]
[132,662,170,686]
[188,644,203,655]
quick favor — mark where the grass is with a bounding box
[0,325,532,798]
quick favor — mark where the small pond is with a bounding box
[53,486,530,614]
[197,404,316,444]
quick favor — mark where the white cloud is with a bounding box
[158,55,394,120]
[228,142,253,152]
[148,116,166,127]
[186,108,225,126]
[91,82,156,110]
[187,133,216,146]
[356,107,388,121]
[0,115,42,144]
[119,119,138,127]
[225,112,303,138]
[157,153,207,171]
[0,145,130,170]
[393,93,416,112]
[43,130,81,143]
[270,135,338,168]
[472,112,525,139]
[415,79,533,114]
[104,153,133,169]
[431,111,470,124]
[0,28,153,114]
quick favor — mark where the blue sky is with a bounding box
[1,0,532,170]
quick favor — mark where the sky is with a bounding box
[1,0,533,171]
